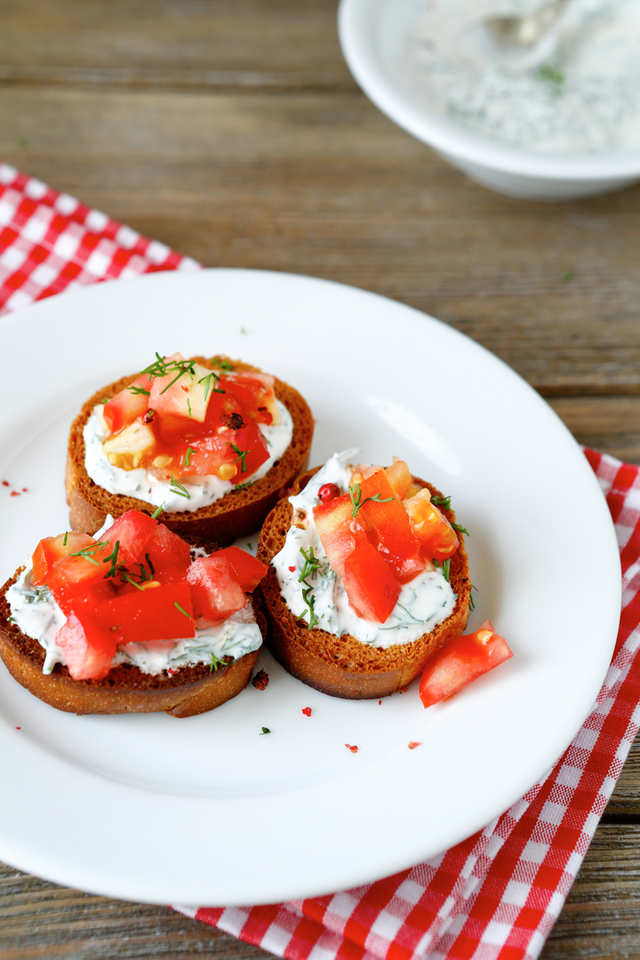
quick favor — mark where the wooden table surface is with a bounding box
[1,2,639,957]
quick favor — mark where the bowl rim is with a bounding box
[338,0,640,181]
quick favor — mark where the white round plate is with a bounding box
[0,269,620,907]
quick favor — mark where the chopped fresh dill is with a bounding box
[102,540,121,579]
[151,503,165,519]
[396,603,424,623]
[69,541,108,565]
[430,493,452,509]
[211,356,233,371]
[348,484,393,519]
[210,652,225,673]
[198,370,224,400]
[170,476,190,499]
[145,553,155,577]
[538,64,564,86]
[260,726,271,735]
[174,601,191,618]
[183,447,195,468]
[229,443,248,473]
[127,384,151,396]
[469,583,478,612]
[63,531,68,546]
[433,558,451,583]
[187,398,192,418]
[120,571,145,591]
[233,480,255,491]
[451,522,469,536]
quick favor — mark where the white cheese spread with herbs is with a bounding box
[83,399,293,513]
[406,0,640,154]
[271,450,456,649]
[6,557,262,678]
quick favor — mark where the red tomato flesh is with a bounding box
[357,470,426,583]
[342,540,401,623]
[222,373,278,425]
[187,556,247,625]
[32,532,97,586]
[213,546,268,592]
[103,375,151,434]
[98,582,195,644]
[313,493,369,579]
[102,509,158,566]
[419,620,513,708]
[143,524,192,584]
[54,609,119,681]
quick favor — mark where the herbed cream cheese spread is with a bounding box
[406,0,640,154]
[6,529,262,677]
[271,450,456,649]
[84,398,293,513]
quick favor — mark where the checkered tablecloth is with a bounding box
[2,162,638,960]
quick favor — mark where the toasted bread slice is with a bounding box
[257,469,471,700]
[0,535,266,718]
[66,356,314,544]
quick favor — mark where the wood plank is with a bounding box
[0,0,354,89]
[2,87,640,397]
[548,397,640,464]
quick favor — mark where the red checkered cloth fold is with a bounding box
[2,164,638,960]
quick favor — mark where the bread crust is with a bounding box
[66,356,314,544]
[257,469,471,700]
[0,560,266,718]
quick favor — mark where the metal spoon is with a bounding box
[485,0,570,50]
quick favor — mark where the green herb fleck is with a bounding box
[69,540,108,565]
[120,571,145,591]
[151,503,165,519]
[211,356,233,371]
[102,540,121,579]
[430,493,452,509]
[183,447,195,468]
[127,384,151,396]
[210,652,225,673]
[432,557,451,583]
[229,443,248,473]
[451,522,469,536]
[260,726,271,735]
[174,602,191,618]
[170,476,190,499]
[538,64,564,86]
[198,370,224,400]
[469,583,478,612]
[563,270,575,284]
[348,484,393,520]
[63,531,68,546]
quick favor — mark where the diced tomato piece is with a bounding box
[222,373,279,425]
[97,581,195,644]
[342,540,401,623]
[404,489,459,562]
[419,620,513,708]
[49,576,115,617]
[144,524,191,584]
[32,532,96,586]
[384,460,412,500]
[313,493,369,579]
[54,609,119,681]
[228,421,270,479]
[187,556,247,625]
[179,434,239,480]
[213,546,268,591]
[101,509,158,566]
[357,470,426,583]
[149,359,214,423]
[102,375,151,434]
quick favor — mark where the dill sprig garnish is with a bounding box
[430,493,452,509]
[451,522,469,536]
[151,503,165,519]
[210,652,225,674]
[348,484,393,519]
[69,540,108,565]
[174,601,191,618]
[211,356,233,371]
[198,370,225,400]
[183,447,195,468]
[127,384,151,396]
[433,558,451,583]
[297,546,323,630]
[138,354,198,394]
[229,443,248,473]
[170,476,190,499]
[120,571,145,591]
[102,540,121,578]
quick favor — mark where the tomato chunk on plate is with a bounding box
[419,620,513,708]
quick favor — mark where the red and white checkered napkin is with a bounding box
[0,162,199,313]
[1,164,639,960]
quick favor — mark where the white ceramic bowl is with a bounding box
[338,0,640,201]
